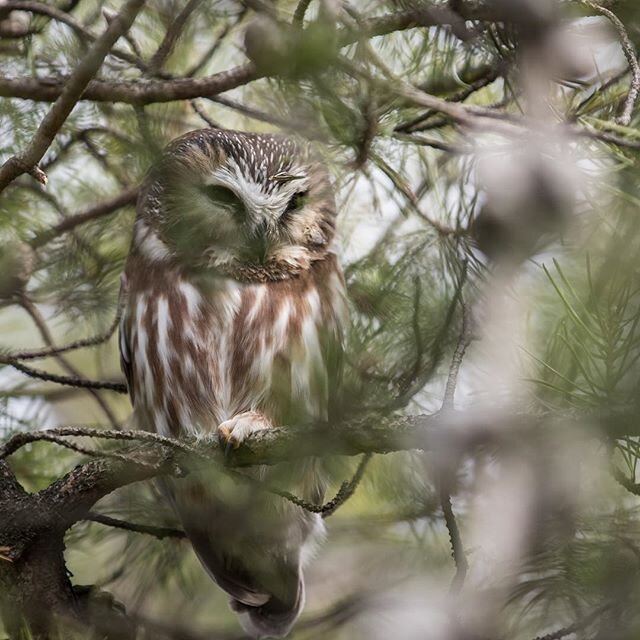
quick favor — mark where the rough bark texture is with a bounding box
[0,461,75,638]
[0,443,179,639]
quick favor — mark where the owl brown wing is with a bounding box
[118,277,135,405]
[171,478,304,631]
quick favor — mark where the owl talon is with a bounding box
[217,411,272,455]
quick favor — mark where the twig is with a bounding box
[17,297,120,428]
[531,604,610,640]
[369,151,457,235]
[8,432,140,463]
[186,9,247,77]
[293,0,313,25]
[611,465,640,495]
[438,271,471,593]
[393,131,472,155]
[320,453,372,517]
[0,0,148,192]
[148,0,201,72]
[228,452,372,517]
[396,63,505,133]
[1,359,128,393]
[205,95,293,129]
[84,512,186,539]
[442,296,472,410]
[0,426,197,461]
[0,1,145,69]
[8,311,120,361]
[582,1,640,126]
[189,100,219,128]
[30,186,139,248]
[439,487,468,593]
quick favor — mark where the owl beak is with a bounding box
[247,219,270,263]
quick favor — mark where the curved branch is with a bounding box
[0,64,260,104]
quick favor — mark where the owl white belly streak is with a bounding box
[123,256,346,439]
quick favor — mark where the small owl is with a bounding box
[119,129,347,638]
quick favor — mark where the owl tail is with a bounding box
[176,498,305,639]
[230,573,304,640]
[187,523,304,639]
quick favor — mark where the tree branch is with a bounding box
[9,310,120,361]
[0,64,259,104]
[148,0,201,73]
[0,0,148,193]
[0,416,440,468]
[17,296,120,428]
[84,512,187,540]
[0,358,128,393]
[30,185,139,248]
[0,5,502,108]
[582,1,640,126]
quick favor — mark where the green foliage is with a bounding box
[4,1,640,639]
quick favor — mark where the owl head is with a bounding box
[133,129,337,281]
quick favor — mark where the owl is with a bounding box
[119,129,348,638]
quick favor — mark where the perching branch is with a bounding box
[0,416,441,468]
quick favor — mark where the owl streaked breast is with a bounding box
[119,128,347,639]
[121,252,347,438]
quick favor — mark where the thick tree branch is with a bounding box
[0,64,260,104]
[0,5,501,107]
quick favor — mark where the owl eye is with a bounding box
[284,190,309,217]
[199,185,244,215]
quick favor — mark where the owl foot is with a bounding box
[217,411,272,457]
